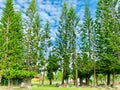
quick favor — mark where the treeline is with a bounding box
[0,0,120,89]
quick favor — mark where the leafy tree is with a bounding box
[47,50,60,85]
[24,0,42,85]
[55,2,80,85]
[67,5,80,87]
[95,0,120,86]
[32,13,42,73]
[25,0,36,71]
[41,20,51,85]
[55,2,70,85]
[42,21,51,60]
[0,0,27,89]
[79,2,93,86]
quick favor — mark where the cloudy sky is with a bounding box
[0,0,98,41]
[0,0,98,27]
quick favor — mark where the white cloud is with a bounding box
[15,0,30,5]
[22,13,27,20]
[14,4,21,11]
[51,37,55,42]
[40,11,50,21]
[0,0,98,42]
[50,29,57,42]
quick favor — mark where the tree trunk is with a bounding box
[27,79,31,85]
[92,39,96,87]
[49,79,52,85]
[75,68,78,87]
[107,73,110,86]
[0,75,2,85]
[73,78,75,85]
[10,79,13,90]
[112,69,115,87]
[79,78,83,86]
[8,79,10,90]
[96,74,98,85]
[42,71,45,85]
[73,41,78,87]
[86,77,89,86]
[66,79,69,84]
[93,62,97,87]
[8,79,14,90]
[61,69,65,85]
[86,75,90,86]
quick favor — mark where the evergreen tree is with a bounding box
[79,2,93,86]
[95,0,120,86]
[41,20,51,85]
[67,5,80,87]
[47,49,60,85]
[25,0,36,71]
[24,0,41,72]
[24,0,42,85]
[0,0,26,89]
[55,2,79,85]
[42,21,51,60]
[55,2,70,85]
[32,13,42,71]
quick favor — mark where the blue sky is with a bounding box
[0,0,98,27]
[0,0,98,41]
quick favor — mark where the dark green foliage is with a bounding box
[0,0,25,79]
[47,53,60,80]
[55,2,80,85]
[0,0,36,89]
[55,2,70,84]
[78,2,93,85]
[95,0,120,73]
[95,0,120,86]
[67,5,80,86]
[42,20,51,59]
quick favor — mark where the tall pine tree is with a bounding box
[55,2,70,85]
[79,2,93,86]
[24,0,42,85]
[0,0,24,89]
[41,20,51,85]
[67,5,80,87]
[95,0,120,86]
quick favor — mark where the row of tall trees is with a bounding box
[55,0,120,87]
[0,0,50,89]
[95,0,120,86]
[0,0,120,89]
[55,3,79,86]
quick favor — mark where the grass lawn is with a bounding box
[32,87,100,90]
[0,86,116,90]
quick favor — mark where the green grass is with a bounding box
[33,87,78,90]
[0,86,116,90]
[32,87,96,90]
